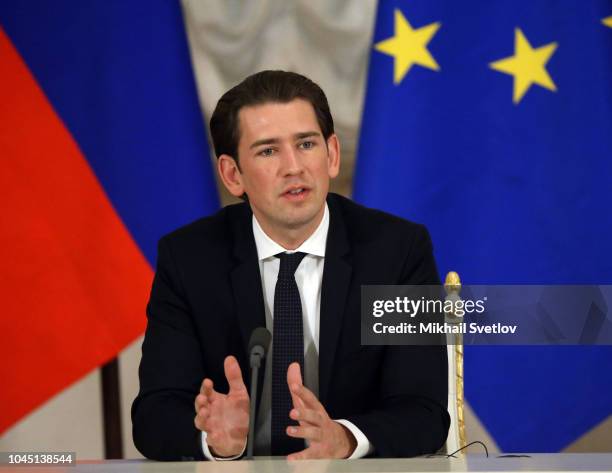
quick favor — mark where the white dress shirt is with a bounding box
[201,204,372,459]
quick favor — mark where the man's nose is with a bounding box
[280,146,304,175]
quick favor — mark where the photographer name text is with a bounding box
[372,322,517,334]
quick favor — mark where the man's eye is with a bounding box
[299,141,315,150]
[258,148,274,157]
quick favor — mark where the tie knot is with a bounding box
[276,252,306,279]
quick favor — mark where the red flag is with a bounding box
[0,28,152,433]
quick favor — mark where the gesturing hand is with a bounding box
[285,362,357,460]
[194,356,250,458]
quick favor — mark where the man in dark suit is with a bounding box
[132,70,449,461]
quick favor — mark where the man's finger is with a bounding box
[287,362,303,387]
[201,378,219,404]
[290,383,324,412]
[287,447,316,461]
[201,378,214,395]
[224,355,247,394]
[290,408,322,426]
[197,407,210,419]
[195,393,208,413]
[286,424,321,442]
[290,391,305,411]
[194,407,210,431]
[287,362,306,410]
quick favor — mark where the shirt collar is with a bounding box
[252,203,329,261]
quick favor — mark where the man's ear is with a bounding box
[217,154,245,197]
[326,134,341,179]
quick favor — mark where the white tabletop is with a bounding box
[3,454,611,473]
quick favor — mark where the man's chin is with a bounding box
[277,206,323,231]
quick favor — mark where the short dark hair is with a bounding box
[209,70,334,163]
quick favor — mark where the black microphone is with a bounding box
[246,327,271,459]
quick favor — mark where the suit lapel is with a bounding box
[228,204,266,364]
[231,262,266,358]
[319,195,352,405]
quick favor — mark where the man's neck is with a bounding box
[254,206,325,251]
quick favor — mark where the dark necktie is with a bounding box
[271,251,306,455]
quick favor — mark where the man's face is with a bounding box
[220,99,340,238]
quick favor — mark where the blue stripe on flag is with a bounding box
[1,0,219,266]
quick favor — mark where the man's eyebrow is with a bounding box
[249,138,280,149]
[249,131,322,149]
[295,131,321,140]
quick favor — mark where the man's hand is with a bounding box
[194,356,249,458]
[285,362,357,460]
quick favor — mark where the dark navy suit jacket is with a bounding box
[132,193,450,460]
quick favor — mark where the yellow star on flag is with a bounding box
[603,16,612,28]
[489,28,558,104]
[374,9,441,85]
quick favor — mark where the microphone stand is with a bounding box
[246,348,263,459]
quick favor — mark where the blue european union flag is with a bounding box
[354,0,612,452]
